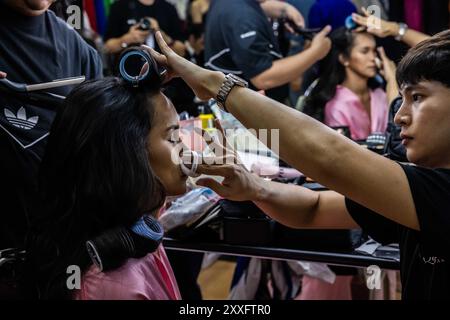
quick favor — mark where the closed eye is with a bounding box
[168,138,182,145]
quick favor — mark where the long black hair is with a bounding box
[26,77,166,299]
[304,28,380,122]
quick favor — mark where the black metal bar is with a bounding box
[163,238,400,270]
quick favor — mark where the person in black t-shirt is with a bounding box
[0,0,102,250]
[104,0,186,57]
[148,28,450,299]
[204,0,331,103]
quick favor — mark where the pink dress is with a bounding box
[324,85,389,140]
[74,246,181,300]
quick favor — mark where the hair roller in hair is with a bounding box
[118,46,167,89]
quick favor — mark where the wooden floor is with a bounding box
[198,260,236,300]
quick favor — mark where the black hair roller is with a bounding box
[118,46,167,90]
[86,215,164,272]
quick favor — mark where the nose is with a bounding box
[394,101,411,126]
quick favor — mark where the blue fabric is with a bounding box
[308,0,357,30]
[94,0,107,36]
[230,257,251,288]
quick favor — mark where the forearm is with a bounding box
[385,78,399,106]
[190,3,203,24]
[402,29,429,47]
[251,48,321,89]
[223,81,353,182]
[253,179,319,228]
[253,180,359,229]
[386,21,429,47]
[104,36,127,54]
[259,0,288,19]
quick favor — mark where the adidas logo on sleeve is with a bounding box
[0,102,55,150]
[4,107,39,130]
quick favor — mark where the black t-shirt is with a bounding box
[104,0,184,42]
[346,163,450,299]
[0,5,102,249]
[204,0,288,102]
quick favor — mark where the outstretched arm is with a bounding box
[351,9,429,47]
[146,32,419,231]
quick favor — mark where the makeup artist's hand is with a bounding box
[351,8,399,38]
[194,119,261,201]
[195,162,265,202]
[143,31,225,101]
[282,2,305,33]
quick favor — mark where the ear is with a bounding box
[338,54,349,67]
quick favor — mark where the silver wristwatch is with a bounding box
[216,73,248,111]
[395,23,408,41]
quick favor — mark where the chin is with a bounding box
[406,149,426,167]
[25,0,51,10]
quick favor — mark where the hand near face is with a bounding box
[142,31,223,101]
[194,120,263,202]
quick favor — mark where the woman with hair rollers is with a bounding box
[25,48,209,300]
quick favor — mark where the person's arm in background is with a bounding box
[250,26,332,90]
[259,0,304,28]
[104,24,151,54]
[377,46,398,105]
[161,2,187,57]
[105,20,185,56]
[190,0,209,24]
[147,31,420,231]
[352,9,429,47]
[103,2,151,54]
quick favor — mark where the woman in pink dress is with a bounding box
[305,28,390,141]
[26,77,190,300]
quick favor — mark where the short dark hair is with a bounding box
[397,30,450,88]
